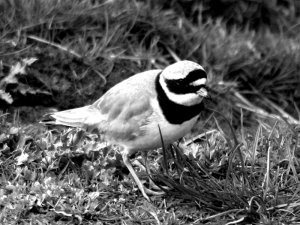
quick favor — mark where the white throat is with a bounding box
[159,75,204,106]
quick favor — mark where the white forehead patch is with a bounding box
[162,60,204,80]
[191,78,207,86]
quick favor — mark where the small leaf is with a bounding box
[0,90,13,104]
[16,152,29,165]
[0,57,38,88]
[9,127,19,135]
[23,57,38,65]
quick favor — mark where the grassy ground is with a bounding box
[1,0,300,224]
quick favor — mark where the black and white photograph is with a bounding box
[1,0,300,224]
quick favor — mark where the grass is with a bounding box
[1,112,300,224]
[1,0,300,224]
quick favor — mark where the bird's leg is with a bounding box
[142,151,156,188]
[142,151,164,192]
[142,151,150,175]
[122,150,165,201]
[142,151,165,194]
[122,151,151,201]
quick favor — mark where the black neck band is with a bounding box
[155,74,204,124]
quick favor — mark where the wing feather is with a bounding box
[92,70,160,143]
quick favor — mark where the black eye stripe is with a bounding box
[165,69,207,94]
[185,69,207,83]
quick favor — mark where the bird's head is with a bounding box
[159,60,208,106]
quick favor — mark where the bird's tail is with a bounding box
[41,106,99,129]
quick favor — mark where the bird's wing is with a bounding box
[42,105,103,129]
[92,84,155,143]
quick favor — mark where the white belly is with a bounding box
[122,115,198,151]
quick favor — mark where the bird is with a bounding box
[42,60,208,201]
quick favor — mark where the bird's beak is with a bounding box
[197,87,208,97]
